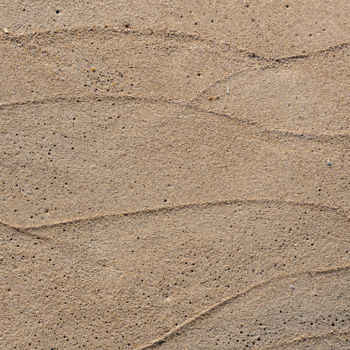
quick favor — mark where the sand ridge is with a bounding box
[1,1,350,349]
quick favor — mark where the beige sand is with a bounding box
[1,1,349,349]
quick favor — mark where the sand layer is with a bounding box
[1,1,350,349]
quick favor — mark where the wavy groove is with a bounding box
[189,45,350,102]
[1,93,349,142]
[1,198,348,234]
[1,17,349,350]
[0,25,272,66]
[265,329,350,349]
[274,43,350,62]
[138,264,350,349]
[0,25,270,63]
[3,26,348,113]
[1,25,348,62]
[189,64,274,103]
[0,223,48,240]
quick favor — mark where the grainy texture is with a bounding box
[0,1,349,349]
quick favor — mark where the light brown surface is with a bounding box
[0,1,350,349]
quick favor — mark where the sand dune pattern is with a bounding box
[1,3,350,349]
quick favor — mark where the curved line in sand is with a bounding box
[264,329,350,350]
[1,94,349,142]
[0,25,271,62]
[4,29,348,112]
[1,198,348,233]
[1,25,348,62]
[188,66,272,103]
[1,18,349,350]
[138,264,350,349]
[0,225,48,240]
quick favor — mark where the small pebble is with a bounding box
[226,86,230,95]
[4,28,9,34]
[290,285,295,290]
[326,160,332,166]
[91,67,96,72]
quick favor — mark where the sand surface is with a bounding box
[1,1,350,349]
